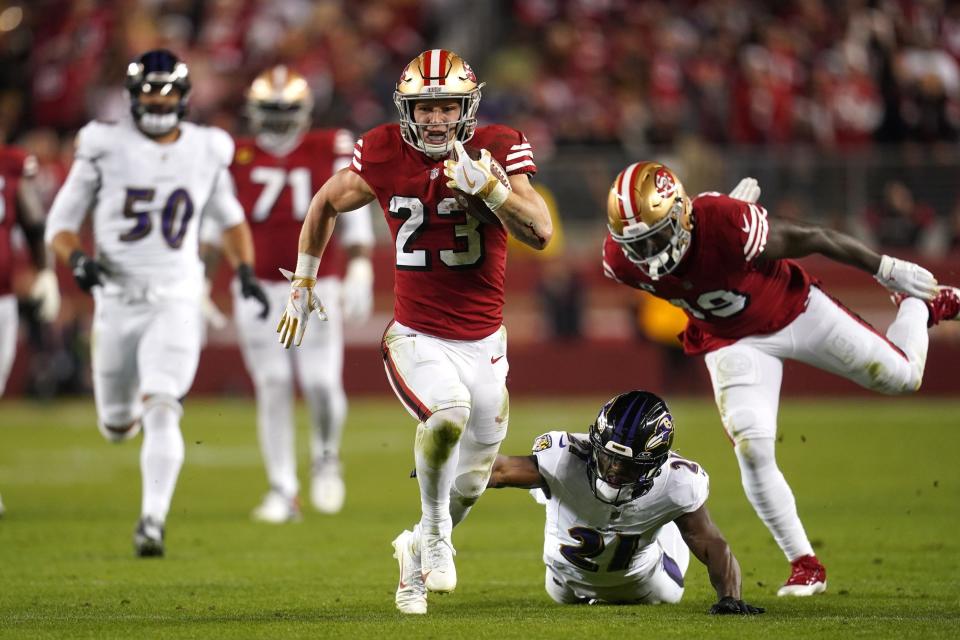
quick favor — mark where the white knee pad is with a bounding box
[451,451,499,506]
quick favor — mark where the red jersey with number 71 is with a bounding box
[350,123,536,340]
[231,129,354,281]
[0,146,37,296]
[602,193,813,355]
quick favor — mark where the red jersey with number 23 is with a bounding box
[0,147,37,296]
[603,193,813,355]
[231,129,354,281]
[350,123,536,340]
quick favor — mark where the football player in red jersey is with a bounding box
[203,66,375,522]
[0,145,60,397]
[602,162,959,598]
[0,142,60,517]
[277,49,553,613]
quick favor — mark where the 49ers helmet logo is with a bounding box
[462,60,477,83]
[654,167,677,199]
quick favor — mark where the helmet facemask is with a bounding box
[393,49,484,158]
[611,197,691,280]
[588,443,664,505]
[394,89,482,157]
[126,50,191,138]
[245,66,314,155]
[586,390,675,506]
[247,99,313,154]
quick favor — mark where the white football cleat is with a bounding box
[251,489,301,524]
[310,458,345,514]
[420,531,457,593]
[392,529,427,614]
[97,419,141,444]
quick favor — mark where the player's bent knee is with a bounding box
[734,437,777,469]
[424,406,470,441]
[143,393,183,418]
[723,407,774,443]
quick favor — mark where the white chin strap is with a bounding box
[139,112,179,136]
[256,130,305,156]
[595,478,623,503]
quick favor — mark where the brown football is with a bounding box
[452,146,510,225]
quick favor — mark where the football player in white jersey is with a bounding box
[45,50,268,557]
[479,390,765,614]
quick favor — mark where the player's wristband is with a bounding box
[295,252,321,279]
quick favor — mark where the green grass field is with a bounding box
[1,396,958,639]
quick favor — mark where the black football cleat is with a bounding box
[134,516,165,558]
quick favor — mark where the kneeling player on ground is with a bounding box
[488,390,764,614]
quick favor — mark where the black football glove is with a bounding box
[238,264,270,319]
[69,250,107,292]
[709,596,765,615]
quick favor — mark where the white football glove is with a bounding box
[443,140,512,210]
[341,256,373,323]
[874,255,939,301]
[30,268,60,322]
[729,177,761,204]
[201,279,227,330]
[276,267,327,348]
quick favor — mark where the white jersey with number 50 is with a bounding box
[532,431,709,586]
[46,119,245,300]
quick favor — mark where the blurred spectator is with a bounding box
[863,180,936,252]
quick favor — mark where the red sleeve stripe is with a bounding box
[505,159,536,173]
[743,204,769,261]
[505,149,533,162]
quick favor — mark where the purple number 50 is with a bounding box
[120,187,194,248]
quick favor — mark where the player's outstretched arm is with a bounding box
[487,455,546,489]
[763,217,938,300]
[675,505,765,615]
[278,169,376,348]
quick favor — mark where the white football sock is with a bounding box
[735,438,814,561]
[304,383,347,463]
[449,432,501,529]
[254,379,298,498]
[886,297,930,387]
[415,407,469,537]
[140,394,184,523]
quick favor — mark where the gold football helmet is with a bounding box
[394,49,483,157]
[607,162,693,280]
[246,66,314,152]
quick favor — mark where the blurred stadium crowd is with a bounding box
[3,0,960,250]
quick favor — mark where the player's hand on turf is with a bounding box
[874,255,939,301]
[276,267,327,348]
[68,250,108,292]
[729,177,761,204]
[443,140,511,210]
[341,257,373,323]
[30,268,61,322]
[237,264,269,320]
[709,596,765,615]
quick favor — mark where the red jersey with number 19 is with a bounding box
[350,123,536,340]
[603,193,813,355]
[0,146,37,296]
[231,129,354,281]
